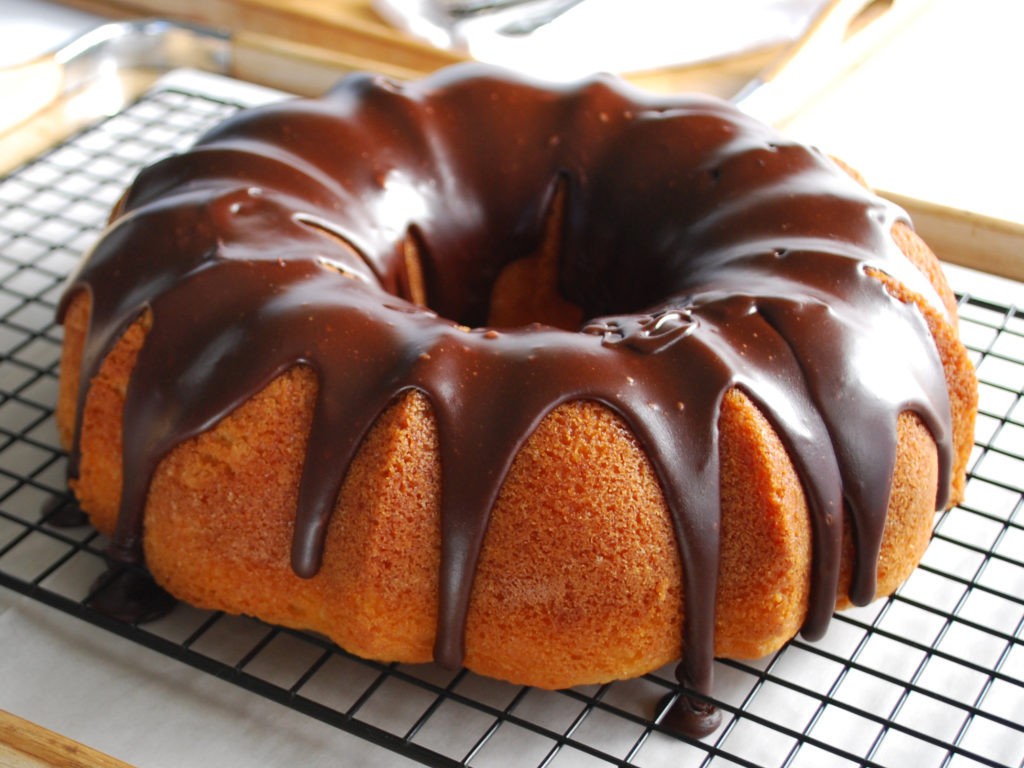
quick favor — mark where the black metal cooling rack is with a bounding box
[0,77,1022,768]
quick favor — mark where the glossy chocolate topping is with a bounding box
[59,63,954,734]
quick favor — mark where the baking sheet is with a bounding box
[0,68,1022,767]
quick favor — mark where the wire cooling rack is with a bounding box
[0,72,1022,768]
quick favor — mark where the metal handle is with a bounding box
[734,0,931,126]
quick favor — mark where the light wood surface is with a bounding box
[56,0,788,95]
[59,0,464,75]
[23,0,1020,281]
[0,710,133,768]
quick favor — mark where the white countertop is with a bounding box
[0,595,421,767]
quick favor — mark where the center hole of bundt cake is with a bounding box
[373,175,596,332]
[486,182,585,332]
[398,180,586,332]
[487,257,584,332]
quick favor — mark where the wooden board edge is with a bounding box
[0,710,134,768]
[885,192,1024,284]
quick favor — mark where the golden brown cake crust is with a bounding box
[57,225,974,688]
[55,66,977,701]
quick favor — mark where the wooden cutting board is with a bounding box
[49,0,1023,281]
[61,0,463,76]
[0,710,133,768]
[56,0,782,94]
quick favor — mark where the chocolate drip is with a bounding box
[58,64,955,737]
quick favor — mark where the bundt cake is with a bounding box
[55,63,977,736]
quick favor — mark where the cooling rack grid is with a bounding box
[0,74,1021,768]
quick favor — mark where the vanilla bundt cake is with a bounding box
[56,64,977,736]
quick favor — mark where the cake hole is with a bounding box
[400,227,429,308]
[300,178,589,331]
[486,179,585,332]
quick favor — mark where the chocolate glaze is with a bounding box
[59,64,955,736]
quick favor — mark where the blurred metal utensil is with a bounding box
[734,0,930,126]
[420,0,587,37]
